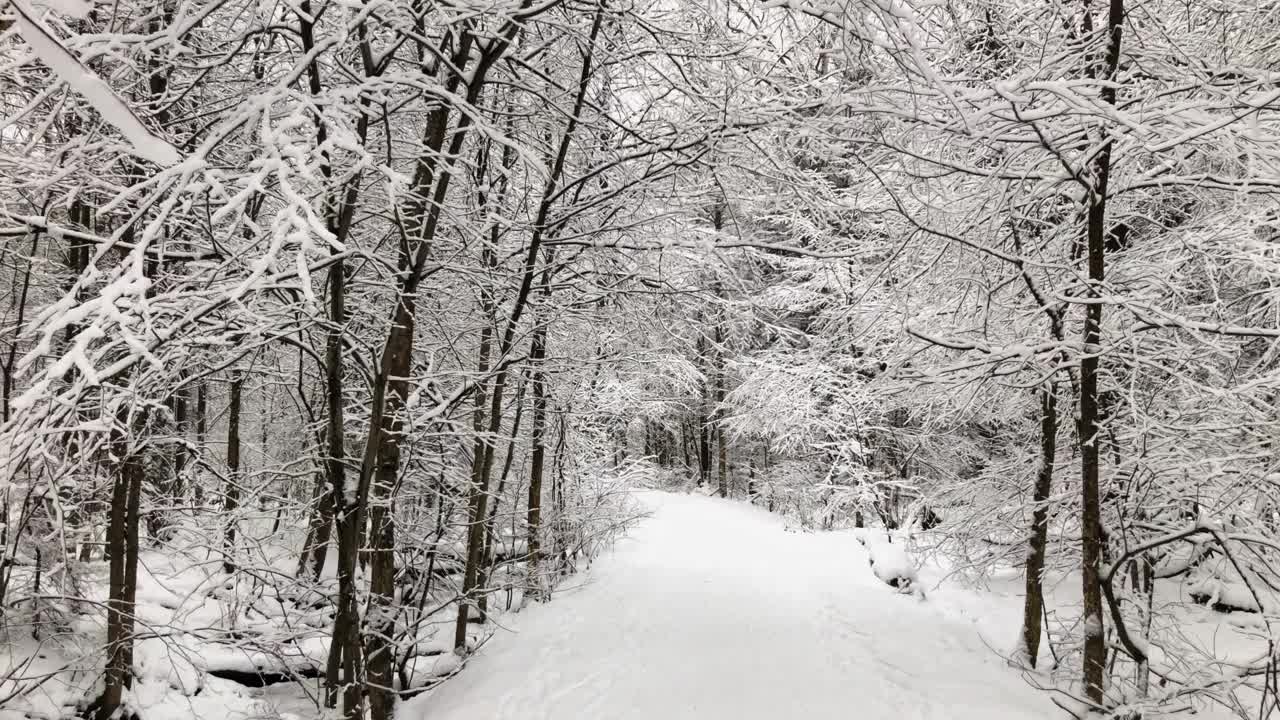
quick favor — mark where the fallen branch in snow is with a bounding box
[204,664,322,688]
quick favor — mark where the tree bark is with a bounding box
[1019,382,1057,667]
[299,469,334,580]
[193,381,207,507]
[365,382,402,720]
[527,320,549,602]
[456,277,498,649]
[1078,0,1124,704]
[478,379,524,618]
[3,233,41,425]
[223,374,243,574]
[714,323,728,498]
[698,406,712,487]
[88,421,144,720]
[308,257,348,595]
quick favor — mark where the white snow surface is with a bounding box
[406,491,1054,719]
[865,536,919,586]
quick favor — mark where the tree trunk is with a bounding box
[223,374,243,574]
[170,380,190,509]
[527,306,550,603]
[365,407,400,720]
[331,289,419,719]
[1078,0,1124,704]
[714,322,728,499]
[455,295,498,650]
[299,470,334,580]
[679,420,692,472]
[193,381,207,507]
[309,257,348,590]
[359,288,417,720]
[1135,557,1154,698]
[698,411,712,487]
[1079,215,1108,704]
[479,379,525,618]
[1019,382,1057,667]
[89,432,144,720]
[291,0,375,706]
[710,202,728,498]
[3,233,40,426]
[455,363,505,649]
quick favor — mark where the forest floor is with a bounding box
[5,490,1259,719]
[404,491,1057,720]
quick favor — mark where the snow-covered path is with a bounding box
[407,492,1055,720]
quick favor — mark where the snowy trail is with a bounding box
[407,492,1055,720]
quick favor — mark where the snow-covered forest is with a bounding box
[2,0,1279,717]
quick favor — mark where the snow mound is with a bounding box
[868,542,916,584]
[862,536,921,596]
[1188,578,1263,614]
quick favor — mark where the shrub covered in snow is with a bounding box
[861,534,922,597]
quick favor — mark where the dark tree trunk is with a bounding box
[3,233,40,426]
[223,374,243,574]
[308,259,348,592]
[680,420,693,472]
[292,0,371,707]
[359,282,420,720]
[716,430,729,498]
[1078,0,1124,704]
[365,401,401,720]
[193,381,207,507]
[1080,194,1108,704]
[698,413,712,487]
[171,381,190,504]
[528,320,549,602]
[710,204,728,498]
[88,429,144,720]
[479,380,524,618]
[344,18,512,697]
[456,360,506,648]
[714,322,728,499]
[1019,383,1057,667]
[299,470,334,580]
[456,293,498,650]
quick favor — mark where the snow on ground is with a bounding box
[859,532,921,595]
[10,491,1257,719]
[405,491,1056,720]
[0,512,501,720]
[0,531,326,720]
